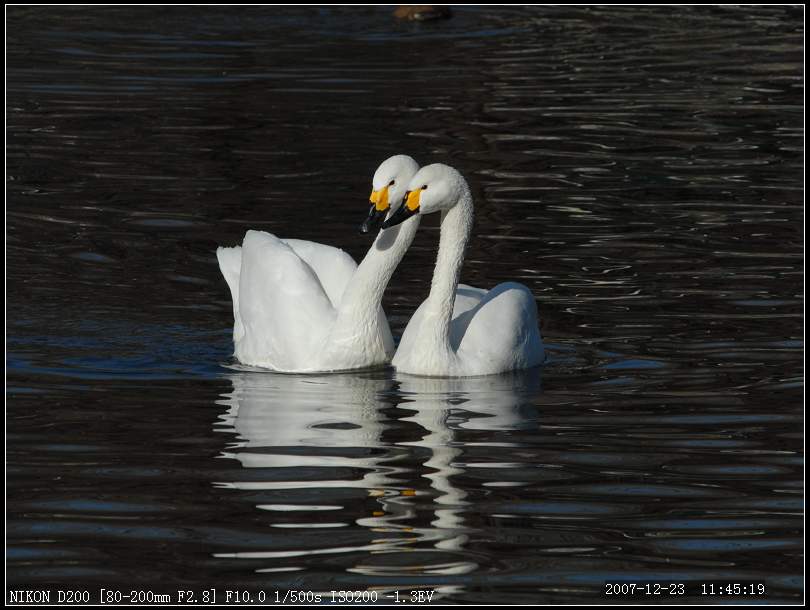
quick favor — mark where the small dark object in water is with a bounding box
[394,5,452,21]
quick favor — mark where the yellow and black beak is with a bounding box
[360,186,391,234]
[382,189,421,229]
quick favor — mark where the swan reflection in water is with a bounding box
[214,367,542,578]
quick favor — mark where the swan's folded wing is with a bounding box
[282,238,357,308]
[456,282,544,373]
[236,230,336,370]
[216,245,245,343]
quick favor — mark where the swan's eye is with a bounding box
[388,180,395,186]
[421,185,428,191]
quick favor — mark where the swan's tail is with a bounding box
[216,246,245,344]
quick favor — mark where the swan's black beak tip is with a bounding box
[361,205,386,235]
[381,203,419,230]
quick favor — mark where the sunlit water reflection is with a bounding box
[215,371,543,581]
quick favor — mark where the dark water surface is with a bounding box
[6,6,804,604]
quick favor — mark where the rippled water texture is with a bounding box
[6,6,804,604]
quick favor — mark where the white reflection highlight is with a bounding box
[216,371,397,491]
[214,367,542,575]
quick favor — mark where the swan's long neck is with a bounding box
[424,180,474,353]
[333,215,421,333]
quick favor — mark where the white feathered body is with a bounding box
[217,230,393,372]
[393,282,544,376]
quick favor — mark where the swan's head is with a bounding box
[381,163,465,229]
[360,154,419,234]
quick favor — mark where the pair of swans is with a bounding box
[216,155,544,376]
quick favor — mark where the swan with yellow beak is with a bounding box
[361,155,419,234]
[215,154,420,372]
[377,163,545,376]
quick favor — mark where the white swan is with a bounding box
[216,154,421,372]
[381,163,545,376]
